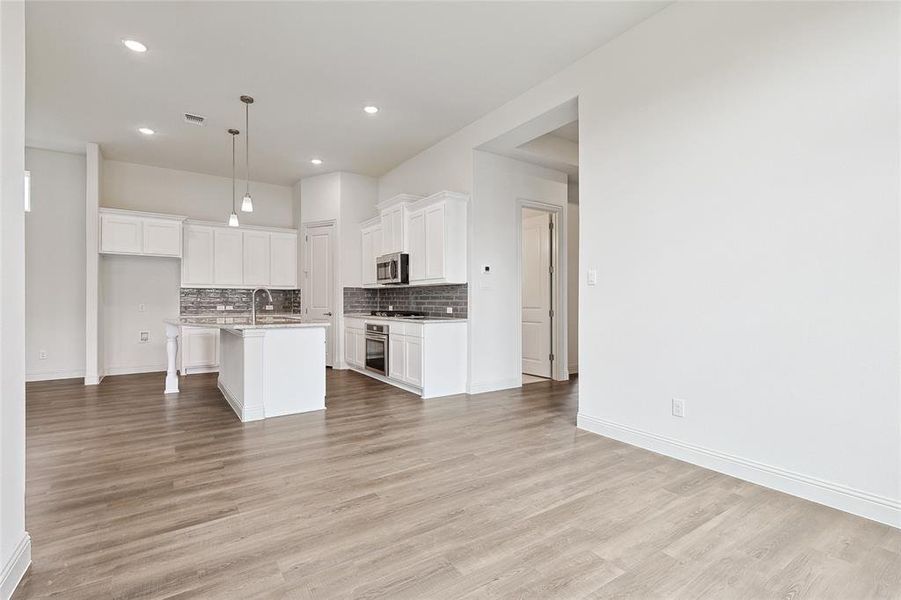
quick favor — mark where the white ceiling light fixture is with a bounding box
[363,105,379,115]
[138,127,155,135]
[228,128,240,227]
[121,39,147,53]
[310,158,323,165]
[240,95,254,213]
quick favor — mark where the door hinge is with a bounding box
[549,353,555,361]
[549,265,554,274]
[549,221,554,230]
[549,309,554,318]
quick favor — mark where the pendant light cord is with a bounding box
[245,102,250,195]
[232,133,237,213]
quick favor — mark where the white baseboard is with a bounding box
[217,378,264,422]
[1,533,31,600]
[26,368,84,382]
[568,362,578,375]
[468,377,521,395]
[346,365,422,396]
[577,413,901,529]
[103,364,167,376]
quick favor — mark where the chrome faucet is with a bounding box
[251,287,273,324]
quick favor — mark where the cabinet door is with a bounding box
[425,204,446,280]
[408,211,426,282]
[405,337,422,386]
[182,225,214,285]
[389,335,406,380]
[242,231,271,286]
[213,228,244,285]
[142,218,182,257]
[345,329,356,366]
[361,229,373,286]
[183,328,219,368]
[391,208,405,253]
[380,211,394,255]
[355,331,366,367]
[270,233,297,288]
[100,213,142,254]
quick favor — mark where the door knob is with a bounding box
[324,312,333,316]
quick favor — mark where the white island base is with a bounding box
[164,318,327,422]
[217,327,326,421]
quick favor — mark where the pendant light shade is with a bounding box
[240,95,254,212]
[227,128,240,227]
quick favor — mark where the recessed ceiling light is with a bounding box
[363,105,379,114]
[310,158,323,165]
[122,39,147,53]
[138,127,155,135]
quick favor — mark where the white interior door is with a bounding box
[304,223,335,367]
[522,209,552,377]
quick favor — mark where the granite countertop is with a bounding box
[166,314,330,330]
[343,312,467,324]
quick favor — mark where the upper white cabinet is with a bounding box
[182,225,215,285]
[100,209,183,257]
[377,194,422,256]
[360,217,382,286]
[407,191,467,285]
[213,228,244,286]
[270,233,298,288]
[181,222,297,289]
[242,231,271,286]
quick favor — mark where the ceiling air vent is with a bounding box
[183,113,206,126]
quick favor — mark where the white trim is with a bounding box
[26,368,85,382]
[99,206,185,222]
[103,363,167,376]
[217,378,264,422]
[468,376,522,395]
[346,365,423,396]
[577,413,901,529]
[84,375,103,386]
[0,533,31,600]
[568,362,578,375]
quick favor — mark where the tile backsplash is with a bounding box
[180,288,301,315]
[343,284,468,318]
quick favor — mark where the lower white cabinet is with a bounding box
[344,316,465,398]
[180,327,219,374]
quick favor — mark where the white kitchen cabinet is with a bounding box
[404,337,423,387]
[380,205,405,255]
[100,209,185,257]
[142,218,182,257]
[243,230,271,286]
[343,318,366,367]
[355,331,366,366]
[270,233,297,288]
[214,228,244,285]
[389,335,406,380]
[360,218,382,286]
[406,192,467,284]
[182,225,214,285]
[180,326,219,374]
[344,329,356,366]
[100,212,143,254]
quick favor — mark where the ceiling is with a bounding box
[26,2,665,186]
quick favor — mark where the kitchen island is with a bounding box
[164,316,329,422]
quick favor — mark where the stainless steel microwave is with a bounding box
[376,252,409,285]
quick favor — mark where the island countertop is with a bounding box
[165,315,330,331]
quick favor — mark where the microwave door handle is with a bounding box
[391,260,397,280]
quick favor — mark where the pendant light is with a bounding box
[227,128,240,227]
[240,95,254,212]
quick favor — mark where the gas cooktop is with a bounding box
[370,310,427,319]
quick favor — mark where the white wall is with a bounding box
[100,255,180,375]
[85,143,102,384]
[567,181,578,374]
[102,160,294,228]
[378,2,901,527]
[470,151,567,392]
[338,173,379,289]
[24,148,86,381]
[0,1,31,596]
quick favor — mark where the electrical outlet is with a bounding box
[138,303,146,313]
[587,269,598,286]
[38,350,48,360]
[225,306,234,311]
[388,305,393,311]
[139,331,150,344]
[216,305,226,311]
[672,398,686,418]
[265,304,273,311]
[446,307,453,314]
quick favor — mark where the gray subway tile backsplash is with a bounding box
[343,284,467,318]
[181,288,302,315]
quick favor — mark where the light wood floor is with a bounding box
[14,370,901,599]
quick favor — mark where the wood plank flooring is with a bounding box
[14,370,901,599]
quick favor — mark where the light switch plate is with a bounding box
[446,307,453,314]
[587,269,598,286]
[139,331,150,344]
[672,398,686,418]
